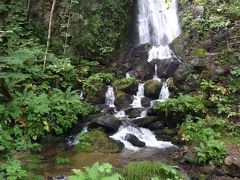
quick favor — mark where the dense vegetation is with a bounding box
[0,0,239,179]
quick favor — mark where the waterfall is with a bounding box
[110,126,174,151]
[159,82,170,101]
[111,0,181,150]
[138,0,180,46]
[105,86,115,108]
[131,83,145,108]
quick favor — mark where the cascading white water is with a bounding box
[126,73,131,78]
[159,82,170,101]
[105,86,115,108]
[153,65,161,82]
[110,126,174,151]
[138,0,180,46]
[111,0,181,150]
[131,83,145,108]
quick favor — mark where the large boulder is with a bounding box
[156,57,181,78]
[144,80,162,99]
[118,43,151,71]
[125,108,142,118]
[114,91,134,109]
[112,77,138,95]
[141,97,151,107]
[125,134,145,147]
[129,61,154,80]
[84,85,107,105]
[89,114,122,133]
[132,116,160,129]
[76,130,124,153]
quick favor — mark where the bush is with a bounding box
[83,73,113,93]
[56,156,70,165]
[113,77,137,94]
[123,161,183,180]
[178,116,235,165]
[69,162,122,180]
[153,94,207,117]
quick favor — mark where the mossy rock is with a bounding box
[89,113,122,133]
[85,84,107,104]
[114,91,133,109]
[144,80,162,99]
[112,77,137,95]
[76,130,123,153]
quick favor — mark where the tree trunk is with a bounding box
[43,0,56,72]
[63,0,73,55]
[0,78,12,102]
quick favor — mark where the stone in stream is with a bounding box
[153,57,180,78]
[118,43,151,72]
[88,113,122,133]
[141,97,151,107]
[125,134,145,148]
[132,116,160,129]
[125,108,142,118]
[129,61,154,80]
[144,80,162,99]
[114,91,133,109]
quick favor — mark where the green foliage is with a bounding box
[83,73,113,96]
[153,94,207,117]
[178,116,238,164]
[201,79,239,117]
[194,140,226,165]
[72,0,134,59]
[113,77,137,93]
[69,162,122,180]
[123,161,183,180]
[56,156,70,165]
[0,159,28,180]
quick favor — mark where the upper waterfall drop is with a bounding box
[105,86,115,108]
[137,0,181,46]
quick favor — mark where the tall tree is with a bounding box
[43,0,56,72]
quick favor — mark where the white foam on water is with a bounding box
[105,86,115,108]
[110,126,174,151]
[131,83,145,108]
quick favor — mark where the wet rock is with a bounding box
[146,121,164,130]
[56,176,67,180]
[193,6,205,18]
[191,57,206,71]
[144,80,162,99]
[125,134,145,147]
[129,61,154,80]
[76,130,124,153]
[223,154,240,177]
[89,113,122,133]
[118,43,151,71]
[84,85,107,105]
[141,97,151,107]
[173,62,192,82]
[156,57,181,78]
[114,92,133,109]
[101,107,116,114]
[132,116,159,128]
[113,78,138,95]
[125,108,141,118]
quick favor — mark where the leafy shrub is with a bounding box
[113,77,137,94]
[194,140,226,165]
[179,116,232,164]
[153,94,207,117]
[69,162,122,180]
[0,159,28,180]
[83,73,113,96]
[56,156,70,165]
[123,161,183,180]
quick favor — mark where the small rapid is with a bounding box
[105,86,115,108]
